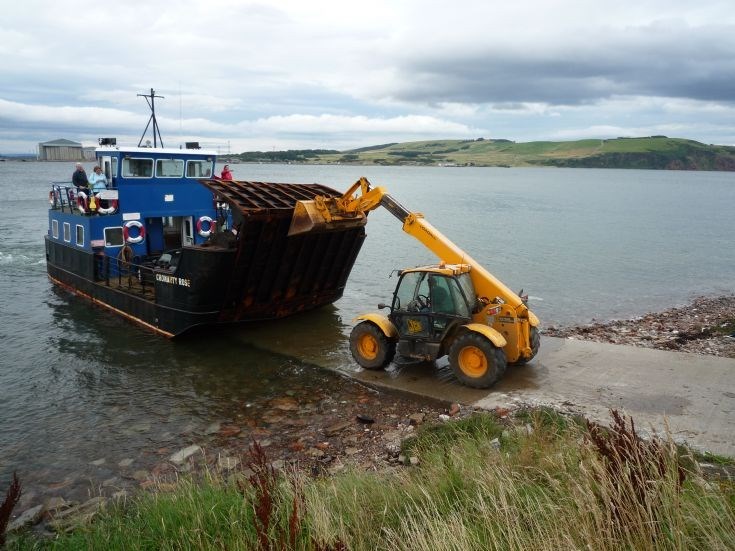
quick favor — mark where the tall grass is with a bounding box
[8,410,734,550]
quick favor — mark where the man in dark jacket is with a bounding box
[72,163,89,191]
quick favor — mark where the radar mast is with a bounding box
[137,88,164,148]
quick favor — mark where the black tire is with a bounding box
[349,321,396,370]
[448,332,507,388]
[513,326,541,365]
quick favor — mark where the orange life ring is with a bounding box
[77,191,88,214]
[98,199,118,215]
[123,220,146,244]
[196,216,215,237]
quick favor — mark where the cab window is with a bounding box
[429,275,471,317]
[428,275,453,314]
[394,272,422,311]
[448,278,471,318]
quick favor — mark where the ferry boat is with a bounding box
[45,90,367,337]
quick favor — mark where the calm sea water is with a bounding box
[0,161,733,494]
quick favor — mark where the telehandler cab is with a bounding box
[288,177,540,388]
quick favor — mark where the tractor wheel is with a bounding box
[349,321,396,370]
[448,332,507,388]
[513,326,541,365]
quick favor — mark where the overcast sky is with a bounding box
[1,0,734,153]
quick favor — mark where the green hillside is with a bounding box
[231,137,735,170]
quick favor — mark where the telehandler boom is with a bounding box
[288,177,540,388]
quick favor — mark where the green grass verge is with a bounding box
[8,409,735,550]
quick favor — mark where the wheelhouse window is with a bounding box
[104,227,124,247]
[63,222,71,242]
[186,160,213,178]
[75,224,84,246]
[122,157,153,178]
[51,219,59,239]
[156,159,184,178]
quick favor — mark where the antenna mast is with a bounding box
[137,88,165,148]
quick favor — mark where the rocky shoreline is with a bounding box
[6,295,734,537]
[7,371,464,536]
[545,295,735,358]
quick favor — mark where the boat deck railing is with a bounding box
[97,254,157,300]
[49,183,118,216]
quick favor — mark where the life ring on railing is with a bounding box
[98,199,118,215]
[123,220,146,244]
[196,216,215,238]
[77,191,88,214]
[118,244,134,263]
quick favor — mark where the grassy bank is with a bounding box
[8,409,734,550]
[228,137,735,170]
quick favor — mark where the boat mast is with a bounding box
[137,88,165,148]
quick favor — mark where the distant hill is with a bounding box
[232,149,339,163]
[231,137,735,171]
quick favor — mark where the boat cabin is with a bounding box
[48,141,224,264]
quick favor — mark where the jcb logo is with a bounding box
[407,319,423,333]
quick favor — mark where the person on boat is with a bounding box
[220,165,233,180]
[72,163,89,192]
[89,166,107,194]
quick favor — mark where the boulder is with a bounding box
[8,504,45,532]
[169,445,201,464]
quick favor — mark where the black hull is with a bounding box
[45,219,365,336]
[47,239,222,336]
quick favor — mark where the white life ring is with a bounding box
[77,191,88,214]
[123,220,146,244]
[98,199,119,215]
[196,216,215,238]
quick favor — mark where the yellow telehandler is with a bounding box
[288,177,540,388]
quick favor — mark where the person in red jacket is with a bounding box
[220,165,233,180]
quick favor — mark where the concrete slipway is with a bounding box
[353,337,735,457]
[230,316,734,457]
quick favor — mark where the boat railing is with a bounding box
[97,253,157,300]
[49,183,119,216]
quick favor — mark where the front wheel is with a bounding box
[448,332,507,388]
[349,321,396,370]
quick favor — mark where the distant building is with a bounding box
[82,146,96,161]
[38,139,83,161]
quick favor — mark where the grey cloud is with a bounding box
[390,24,735,106]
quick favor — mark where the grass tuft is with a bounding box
[0,472,22,547]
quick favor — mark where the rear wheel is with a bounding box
[349,321,396,370]
[448,332,507,388]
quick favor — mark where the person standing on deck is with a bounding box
[72,163,89,192]
[89,166,107,194]
[220,165,233,180]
